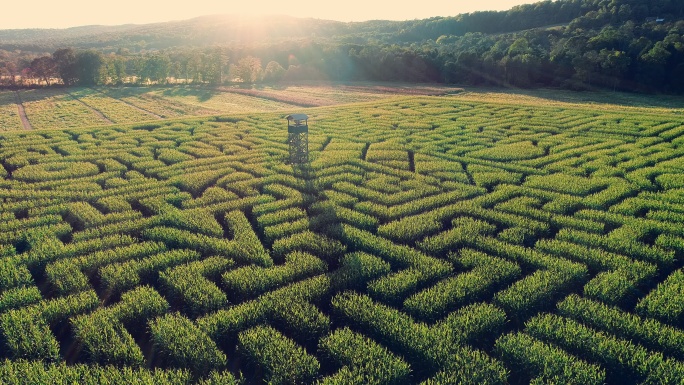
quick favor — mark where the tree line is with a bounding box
[0,0,683,92]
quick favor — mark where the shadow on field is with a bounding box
[0,87,73,106]
[161,86,220,102]
[291,164,346,269]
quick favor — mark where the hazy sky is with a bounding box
[2,0,537,29]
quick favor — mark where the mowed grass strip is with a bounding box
[19,88,110,129]
[0,91,24,130]
[69,88,157,123]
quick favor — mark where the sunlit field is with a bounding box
[1,87,684,384]
[0,84,462,132]
[454,87,684,113]
[0,91,23,131]
[18,88,111,130]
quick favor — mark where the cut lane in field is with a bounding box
[14,91,32,130]
[69,88,160,124]
[218,87,327,107]
[142,92,223,117]
[67,92,114,125]
[92,88,163,120]
[18,88,111,130]
[157,87,299,114]
[215,83,461,108]
[97,88,220,119]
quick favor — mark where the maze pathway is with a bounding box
[1,96,684,384]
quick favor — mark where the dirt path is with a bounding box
[67,92,114,124]
[14,91,32,130]
[90,88,163,120]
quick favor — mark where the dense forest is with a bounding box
[1,0,683,92]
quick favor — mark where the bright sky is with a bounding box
[2,0,537,29]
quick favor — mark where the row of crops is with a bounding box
[1,95,684,383]
[0,87,298,131]
[0,85,410,132]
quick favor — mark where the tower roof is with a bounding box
[286,114,308,121]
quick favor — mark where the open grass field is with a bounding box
[0,84,462,131]
[0,91,24,131]
[17,88,112,130]
[1,87,684,384]
[68,88,160,124]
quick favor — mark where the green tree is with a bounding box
[572,50,600,86]
[263,61,286,82]
[188,52,203,83]
[202,48,228,85]
[29,56,57,86]
[104,54,126,85]
[202,53,220,85]
[456,51,483,84]
[170,51,192,83]
[642,41,671,66]
[113,57,127,85]
[508,38,531,57]
[52,48,78,86]
[75,50,104,86]
[637,41,672,88]
[503,53,542,87]
[234,56,262,83]
[598,49,630,89]
[141,54,170,84]
[128,56,146,85]
[617,4,632,22]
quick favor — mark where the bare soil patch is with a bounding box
[14,91,32,130]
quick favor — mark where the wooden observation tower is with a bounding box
[287,114,309,164]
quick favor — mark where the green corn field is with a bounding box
[1,89,684,384]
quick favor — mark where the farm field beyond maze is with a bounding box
[2,90,684,384]
[0,84,455,131]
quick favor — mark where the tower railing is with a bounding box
[287,114,309,164]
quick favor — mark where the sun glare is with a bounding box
[2,0,534,29]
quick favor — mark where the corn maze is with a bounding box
[1,95,684,384]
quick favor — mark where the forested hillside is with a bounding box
[1,0,683,92]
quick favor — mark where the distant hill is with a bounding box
[0,15,352,51]
[0,2,609,51]
[2,1,683,53]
